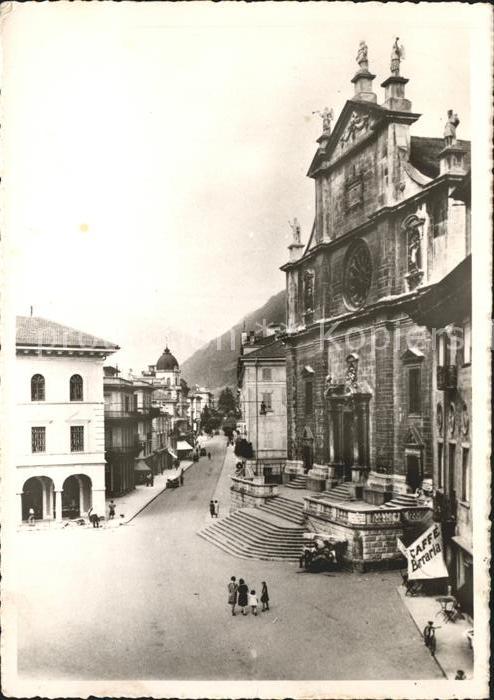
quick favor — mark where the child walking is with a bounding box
[261,581,270,611]
[248,589,258,616]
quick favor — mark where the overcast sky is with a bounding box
[2,2,486,375]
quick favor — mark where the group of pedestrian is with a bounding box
[227,576,269,616]
[145,471,154,487]
[209,500,220,518]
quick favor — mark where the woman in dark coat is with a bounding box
[260,581,270,611]
[237,578,249,615]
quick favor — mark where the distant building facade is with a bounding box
[104,369,140,497]
[237,328,287,482]
[15,316,118,522]
[188,385,214,433]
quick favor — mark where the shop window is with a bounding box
[32,426,46,453]
[69,374,83,401]
[408,367,421,414]
[262,368,272,381]
[31,374,45,401]
[305,381,313,415]
[461,447,470,502]
[70,425,84,452]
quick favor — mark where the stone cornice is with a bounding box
[280,290,423,344]
[280,171,464,273]
[16,347,112,359]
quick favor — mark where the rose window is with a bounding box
[343,241,372,308]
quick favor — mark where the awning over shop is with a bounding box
[177,440,193,452]
[167,448,178,460]
[451,535,473,556]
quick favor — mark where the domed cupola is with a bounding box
[156,346,179,371]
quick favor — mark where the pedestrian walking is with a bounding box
[248,589,258,616]
[260,581,270,611]
[237,578,249,615]
[208,452,211,460]
[228,576,238,616]
[209,500,215,518]
[108,500,116,520]
[213,500,220,518]
[180,469,184,486]
[423,620,440,655]
[455,670,466,680]
[27,507,35,525]
[90,511,100,528]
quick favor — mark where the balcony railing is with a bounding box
[304,496,430,528]
[105,407,158,420]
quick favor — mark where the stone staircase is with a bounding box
[285,474,307,490]
[197,507,304,561]
[258,495,305,525]
[323,482,355,502]
[378,493,420,509]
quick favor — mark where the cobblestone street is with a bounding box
[17,436,441,681]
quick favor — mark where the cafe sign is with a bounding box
[397,524,449,580]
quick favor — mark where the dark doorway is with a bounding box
[342,413,354,480]
[22,477,43,520]
[406,454,422,492]
[447,443,456,496]
[457,558,473,617]
[302,441,313,473]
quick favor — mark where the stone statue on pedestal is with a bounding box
[313,107,334,134]
[356,40,369,71]
[390,37,405,76]
[444,110,460,147]
[288,217,302,245]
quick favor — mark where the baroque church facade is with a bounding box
[281,42,470,509]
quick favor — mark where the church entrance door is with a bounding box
[342,413,354,481]
[406,454,421,492]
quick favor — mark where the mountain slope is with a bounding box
[181,290,286,391]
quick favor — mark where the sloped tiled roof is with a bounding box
[409,137,471,179]
[241,338,286,360]
[16,316,119,350]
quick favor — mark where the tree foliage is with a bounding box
[200,404,222,433]
[217,387,238,416]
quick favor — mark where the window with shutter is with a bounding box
[32,426,46,453]
[70,426,84,452]
[70,374,83,401]
[31,374,45,401]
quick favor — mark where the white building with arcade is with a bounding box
[15,316,119,522]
